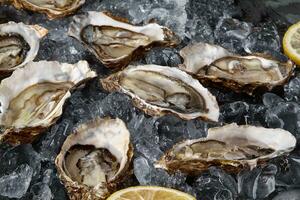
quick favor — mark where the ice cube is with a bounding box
[285,76,300,102]
[237,164,277,199]
[214,17,252,53]
[0,164,33,199]
[273,189,300,200]
[194,167,238,200]
[243,22,280,54]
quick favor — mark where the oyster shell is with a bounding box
[69,11,179,69]
[0,22,48,78]
[156,123,296,175]
[179,43,295,95]
[10,0,86,19]
[55,117,133,200]
[179,42,233,74]
[101,64,219,121]
[0,60,96,145]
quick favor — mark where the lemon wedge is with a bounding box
[107,186,196,200]
[283,21,300,65]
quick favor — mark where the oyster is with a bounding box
[55,117,133,200]
[0,22,48,78]
[0,60,96,145]
[10,0,86,19]
[179,43,295,95]
[179,42,233,74]
[156,123,296,175]
[69,11,179,69]
[101,65,219,121]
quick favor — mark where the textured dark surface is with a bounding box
[0,0,300,199]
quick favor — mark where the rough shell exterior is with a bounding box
[55,117,133,200]
[0,60,96,145]
[10,0,86,19]
[68,11,179,69]
[156,123,296,175]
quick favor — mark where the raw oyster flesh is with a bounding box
[179,43,295,95]
[55,117,133,200]
[0,22,47,77]
[179,42,233,74]
[101,64,219,121]
[69,11,179,69]
[0,60,96,145]
[10,0,86,19]
[156,123,296,175]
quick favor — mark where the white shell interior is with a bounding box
[179,42,233,73]
[59,117,131,183]
[68,11,169,65]
[207,123,296,157]
[0,22,47,70]
[13,0,86,16]
[0,60,96,128]
[69,11,166,45]
[118,64,220,121]
[156,123,296,171]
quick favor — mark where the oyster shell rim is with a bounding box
[178,43,295,95]
[199,54,295,95]
[55,117,134,200]
[178,42,234,74]
[0,60,96,145]
[10,0,86,19]
[100,64,220,122]
[0,21,48,74]
[156,123,296,175]
[68,11,179,69]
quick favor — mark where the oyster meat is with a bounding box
[101,64,219,121]
[10,0,86,19]
[69,11,179,69]
[0,60,96,145]
[55,117,133,200]
[179,42,233,74]
[156,123,296,175]
[0,22,47,77]
[179,43,295,95]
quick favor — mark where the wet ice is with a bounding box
[273,189,300,200]
[214,17,252,53]
[194,167,238,200]
[0,164,33,199]
[237,164,277,199]
[243,22,281,55]
[144,48,182,67]
[0,0,299,199]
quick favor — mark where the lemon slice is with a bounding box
[107,186,196,200]
[283,21,300,65]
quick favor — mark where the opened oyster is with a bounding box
[179,42,233,74]
[55,117,133,200]
[10,0,86,19]
[0,60,96,145]
[101,64,219,121]
[69,11,179,69]
[179,43,295,95]
[0,22,47,78]
[156,123,296,175]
